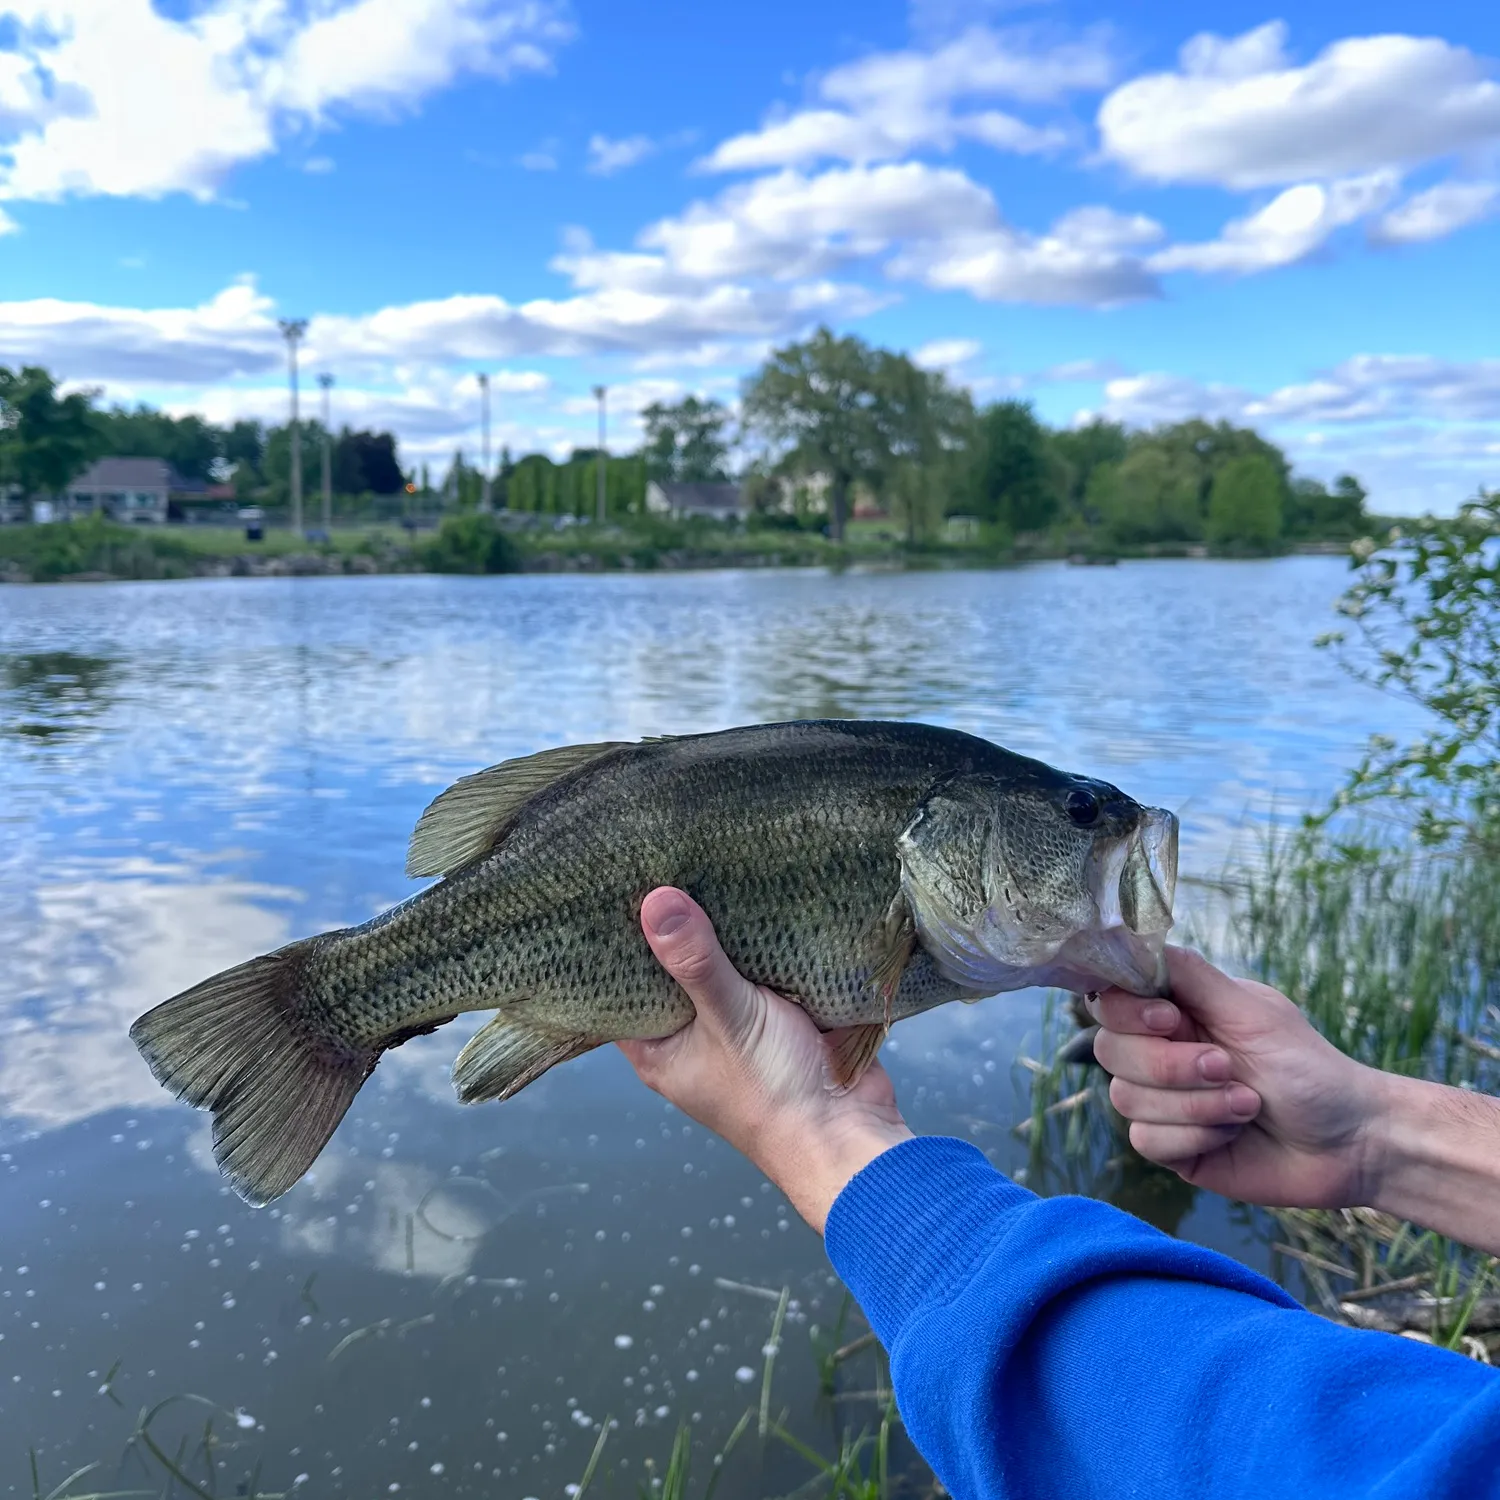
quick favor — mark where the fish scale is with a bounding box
[130,718,1177,1205]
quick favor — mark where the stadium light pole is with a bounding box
[593,384,607,525]
[278,318,308,536]
[317,373,334,533]
[478,373,492,513]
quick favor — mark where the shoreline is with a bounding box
[0,529,1356,586]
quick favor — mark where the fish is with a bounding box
[129,719,1178,1206]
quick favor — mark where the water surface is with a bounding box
[0,562,1418,1496]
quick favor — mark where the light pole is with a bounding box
[592,384,607,525]
[317,373,333,533]
[478,373,492,514]
[278,318,308,536]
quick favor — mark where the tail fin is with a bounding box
[129,938,375,1206]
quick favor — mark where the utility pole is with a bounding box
[478,373,492,513]
[593,384,607,525]
[317,373,334,533]
[278,318,308,536]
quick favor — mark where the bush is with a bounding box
[0,516,196,582]
[420,513,520,574]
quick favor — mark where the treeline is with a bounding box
[731,327,1368,548]
[0,365,405,503]
[4,337,1371,551]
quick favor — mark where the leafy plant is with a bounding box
[1315,492,1500,848]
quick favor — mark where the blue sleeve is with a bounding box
[824,1137,1500,1500]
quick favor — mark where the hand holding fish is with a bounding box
[620,887,913,1234]
[1093,949,1500,1256]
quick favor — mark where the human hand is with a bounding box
[617,887,912,1233]
[1090,947,1385,1209]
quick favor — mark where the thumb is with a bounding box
[1164,946,1249,1028]
[640,887,763,1044]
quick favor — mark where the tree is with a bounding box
[1207,454,1285,548]
[1146,418,1290,517]
[1051,418,1127,518]
[0,365,101,496]
[972,400,1061,533]
[93,406,221,481]
[741,328,888,542]
[642,396,732,483]
[873,352,975,544]
[334,430,403,495]
[1089,447,1202,544]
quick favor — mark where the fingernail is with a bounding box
[1227,1083,1259,1116]
[1197,1050,1231,1083]
[644,890,692,938]
[1144,1002,1177,1031]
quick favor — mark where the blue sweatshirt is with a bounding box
[824,1137,1500,1499]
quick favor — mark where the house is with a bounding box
[62,457,200,525]
[644,480,746,522]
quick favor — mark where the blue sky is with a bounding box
[0,0,1496,510]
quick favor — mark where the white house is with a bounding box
[644,480,746,521]
[62,457,187,524]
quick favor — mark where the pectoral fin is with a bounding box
[452,1014,597,1103]
[870,894,917,1012]
[828,1023,888,1092]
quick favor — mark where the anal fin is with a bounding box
[828,1023,888,1092]
[452,1013,596,1103]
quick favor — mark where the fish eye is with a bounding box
[1065,788,1101,827]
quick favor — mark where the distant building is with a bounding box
[0,485,24,525]
[62,457,206,525]
[644,480,746,521]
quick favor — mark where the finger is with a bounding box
[1110,1076,1261,1126]
[639,887,762,1044]
[1129,1120,1243,1168]
[1087,991,1187,1040]
[1092,1031,1236,1089]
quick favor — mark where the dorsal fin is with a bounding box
[406,741,630,878]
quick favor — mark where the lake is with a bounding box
[0,560,1419,1497]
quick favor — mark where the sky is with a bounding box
[0,0,1496,511]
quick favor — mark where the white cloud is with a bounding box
[913,337,981,370]
[1372,180,1500,244]
[636,161,999,282]
[702,25,1107,171]
[587,133,657,174]
[893,204,1162,305]
[1148,173,1397,274]
[0,0,574,204]
[302,155,336,175]
[1098,23,1500,190]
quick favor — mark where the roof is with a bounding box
[71,456,203,493]
[651,481,744,513]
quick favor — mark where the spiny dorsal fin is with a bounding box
[406,742,630,878]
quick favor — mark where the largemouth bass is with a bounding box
[130,720,1178,1205]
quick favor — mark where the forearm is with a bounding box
[826,1139,1500,1500]
[1367,1071,1500,1254]
[756,1115,911,1234]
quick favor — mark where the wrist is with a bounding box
[755,1111,913,1235]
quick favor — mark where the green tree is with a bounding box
[741,327,888,542]
[972,399,1062,533]
[873,351,975,543]
[642,396,732,483]
[1288,473,1369,538]
[1051,418,1127,518]
[1317,492,1499,848]
[1146,418,1290,518]
[1206,454,1285,548]
[0,365,101,496]
[1089,447,1203,544]
[92,406,221,481]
